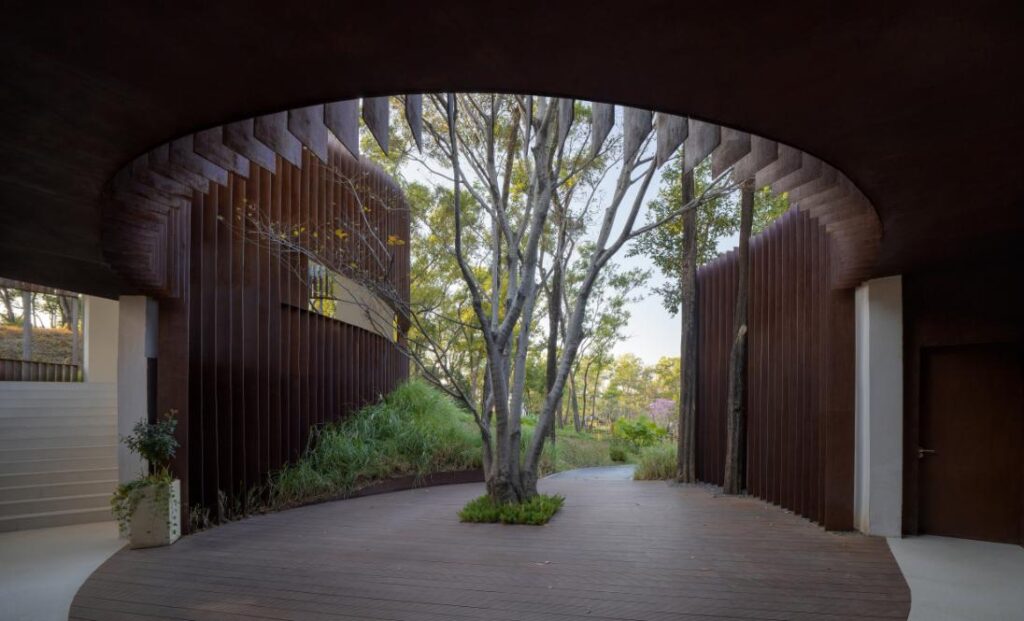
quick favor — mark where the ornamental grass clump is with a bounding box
[633,443,677,480]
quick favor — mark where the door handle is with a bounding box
[918,447,936,459]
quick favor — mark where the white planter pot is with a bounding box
[127,479,181,549]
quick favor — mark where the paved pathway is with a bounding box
[888,535,1024,620]
[1,521,122,621]
[544,465,636,480]
[71,480,910,620]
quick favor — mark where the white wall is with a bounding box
[83,296,119,383]
[854,275,904,537]
[116,296,157,482]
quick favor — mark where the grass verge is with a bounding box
[459,493,565,525]
[269,379,482,508]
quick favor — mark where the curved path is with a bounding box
[71,480,910,620]
[544,465,636,480]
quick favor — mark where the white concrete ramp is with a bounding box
[0,382,117,532]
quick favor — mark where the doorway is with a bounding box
[919,343,1023,544]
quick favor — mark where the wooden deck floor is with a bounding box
[71,480,911,620]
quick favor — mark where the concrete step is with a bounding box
[0,444,117,462]
[0,444,117,463]
[0,387,116,406]
[0,415,115,429]
[0,435,119,450]
[0,387,115,395]
[0,467,118,487]
[0,382,115,394]
[0,405,116,418]
[0,479,117,501]
[0,425,115,441]
[0,455,117,474]
[0,507,114,532]
[0,492,111,517]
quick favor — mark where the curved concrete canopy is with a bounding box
[0,2,1021,295]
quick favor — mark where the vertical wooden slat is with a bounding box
[159,142,410,524]
[694,208,855,528]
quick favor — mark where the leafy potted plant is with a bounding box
[110,411,181,548]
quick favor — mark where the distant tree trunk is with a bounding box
[57,294,72,328]
[70,296,80,366]
[677,169,698,483]
[722,179,754,495]
[545,218,568,444]
[569,371,582,432]
[21,290,33,366]
[0,288,16,323]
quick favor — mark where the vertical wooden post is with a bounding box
[158,203,191,532]
[823,287,855,530]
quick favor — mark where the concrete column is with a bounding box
[854,276,904,537]
[83,296,118,383]
[116,296,157,482]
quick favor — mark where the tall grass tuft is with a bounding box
[633,443,677,480]
[269,380,482,508]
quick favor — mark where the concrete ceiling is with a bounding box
[1,1,1021,296]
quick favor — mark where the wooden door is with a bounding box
[919,344,1023,544]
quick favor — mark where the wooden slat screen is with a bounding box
[0,358,81,382]
[694,208,854,529]
[156,143,410,521]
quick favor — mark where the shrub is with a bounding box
[111,410,180,533]
[122,411,178,470]
[269,379,482,508]
[612,416,667,452]
[633,443,677,480]
[459,493,565,525]
[608,440,629,463]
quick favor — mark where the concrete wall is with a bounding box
[83,296,119,383]
[854,275,904,537]
[329,273,396,341]
[116,296,157,482]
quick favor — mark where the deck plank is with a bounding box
[73,481,910,620]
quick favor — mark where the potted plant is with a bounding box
[110,410,181,548]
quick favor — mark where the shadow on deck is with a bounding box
[70,479,911,620]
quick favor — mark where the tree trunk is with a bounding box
[70,296,80,366]
[569,371,582,432]
[21,291,32,360]
[545,219,567,444]
[0,288,17,323]
[722,180,754,495]
[580,362,590,429]
[677,169,698,483]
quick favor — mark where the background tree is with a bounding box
[437,95,734,501]
[723,181,754,494]
[252,94,736,504]
[629,159,787,313]
[631,155,787,483]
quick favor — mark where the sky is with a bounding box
[607,209,739,365]
[391,98,741,366]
